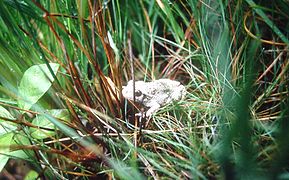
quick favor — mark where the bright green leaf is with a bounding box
[30,109,70,139]
[24,170,39,180]
[9,133,32,159]
[18,63,59,110]
[0,106,17,136]
[0,132,13,172]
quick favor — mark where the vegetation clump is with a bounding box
[0,0,288,179]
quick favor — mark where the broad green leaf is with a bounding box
[9,133,31,159]
[18,63,59,110]
[24,170,39,180]
[0,105,17,136]
[0,132,13,172]
[30,109,70,139]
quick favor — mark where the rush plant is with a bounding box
[0,0,288,179]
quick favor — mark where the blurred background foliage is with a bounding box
[0,0,288,179]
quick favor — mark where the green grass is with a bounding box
[0,0,288,179]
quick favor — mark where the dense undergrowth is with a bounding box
[0,0,288,179]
